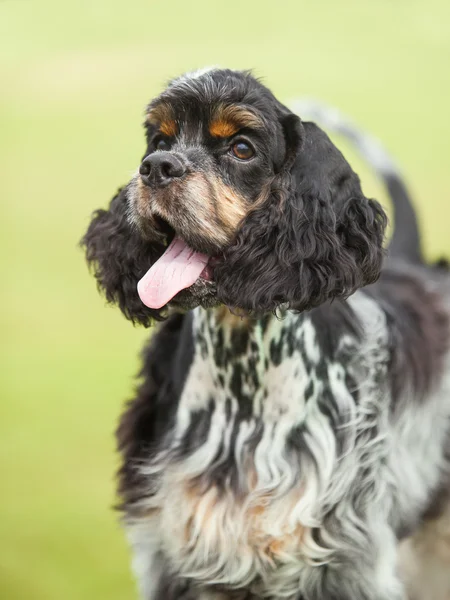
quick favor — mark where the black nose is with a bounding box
[139,152,186,186]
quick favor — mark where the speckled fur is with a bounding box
[121,275,450,600]
[82,69,450,600]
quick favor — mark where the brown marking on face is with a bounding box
[211,177,248,234]
[152,174,233,247]
[218,181,270,235]
[143,172,247,248]
[146,103,177,137]
[133,145,269,251]
[213,180,273,246]
[209,119,239,138]
[209,104,263,138]
[146,102,174,126]
[159,119,177,137]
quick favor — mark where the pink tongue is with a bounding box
[137,236,210,309]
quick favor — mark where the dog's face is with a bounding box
[132,80,286,253]
[127,69,297,312]
[83,68,387,326]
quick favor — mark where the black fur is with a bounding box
[215,122,386,312]
[82,69,387,320]
[83,187,167,326]
[82,69,450,600]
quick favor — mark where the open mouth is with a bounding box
[137,217,213,310]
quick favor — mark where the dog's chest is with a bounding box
[176,308,326,437]
[140,308,363,589]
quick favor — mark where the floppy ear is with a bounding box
[81,187,165,326]
[215,118,387,313]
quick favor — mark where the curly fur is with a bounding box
[214,122,387,312]
[82,69,387,321]
[81,68,450,600]
[83,187,167,325]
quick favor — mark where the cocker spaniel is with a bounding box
[82,68,450,600]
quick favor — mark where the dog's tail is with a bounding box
[290,99,423,264]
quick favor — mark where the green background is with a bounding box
[1,0,449,598]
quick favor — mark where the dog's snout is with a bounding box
[139,153,186,186]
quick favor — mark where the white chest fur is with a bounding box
[126,295,450,599]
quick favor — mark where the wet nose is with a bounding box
[139,152,186,186]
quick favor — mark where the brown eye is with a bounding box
[231,140,255,160]
[155,138,171,151]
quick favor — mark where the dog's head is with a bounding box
[83,68,387,326]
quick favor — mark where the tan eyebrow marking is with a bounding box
[146,103,178,137]
[209,104,263,138]
[159,120,177,137]
[209,119,240,138]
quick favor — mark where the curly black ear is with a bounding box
[215,119,387,313]
[81,187,165,326]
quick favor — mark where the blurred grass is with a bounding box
[1,0,450,598]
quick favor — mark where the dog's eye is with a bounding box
[231,140,255,161]
[155,138,171,151]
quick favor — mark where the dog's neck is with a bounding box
[191,305,317,416]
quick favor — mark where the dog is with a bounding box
[82,68,450,600]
